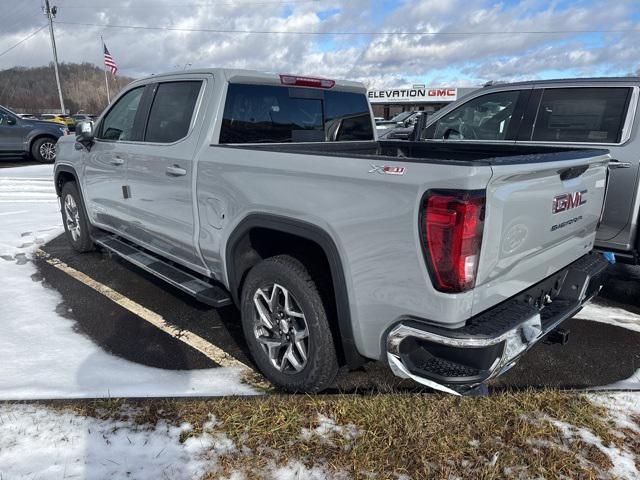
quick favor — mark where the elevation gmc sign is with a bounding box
[368,87,458,104]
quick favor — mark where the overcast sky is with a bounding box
[1,0,639,88]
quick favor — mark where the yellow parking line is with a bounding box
[38,251,262,384]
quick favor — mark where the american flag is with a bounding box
[103,43,118,76]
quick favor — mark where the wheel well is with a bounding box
[228,222,364,368]
[55,170,77,196]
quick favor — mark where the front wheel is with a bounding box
[60,182,94,253]
[240,255,339,393]
[31,137,57,163]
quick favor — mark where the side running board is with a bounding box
[94,234,232,308]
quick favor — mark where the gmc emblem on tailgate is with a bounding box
[552,190,587,214]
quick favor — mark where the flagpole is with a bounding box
[101,35,111,104]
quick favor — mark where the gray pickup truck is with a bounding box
[422,78,640,265]
[54,69,611,394]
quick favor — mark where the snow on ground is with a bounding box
[0,164,257,399]
[548,413,639,480]
[0,404,343,480]
[0,404,223,479]
[589,392,640,433]
[591,369,640,391]
[577,301,640,334]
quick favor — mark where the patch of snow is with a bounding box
[549,416,639,480]
[590,369,640,391]
[577,302,640,333]
[0,164,257,399]
[588,392,640,433]
[299,414,360,443]
[0,404,219,479]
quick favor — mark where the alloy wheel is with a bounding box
[252,283,309,374]
[64,194,81,242]
[39,141,56,161]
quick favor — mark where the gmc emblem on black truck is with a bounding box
[552,190,587,214]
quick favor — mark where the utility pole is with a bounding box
[42,0,65,114]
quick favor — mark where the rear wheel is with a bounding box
[31,137,57,163]
[60,182,94,253]
[240,255,339,393]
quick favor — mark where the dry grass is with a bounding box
[56,390,638,479]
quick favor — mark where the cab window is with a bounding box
[531,87,630,143]
[98,86,144,141]
[144,81,202,143]
[428,90,521,141]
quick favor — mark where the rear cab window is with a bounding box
[529,87,632,144]
[219,84,374,144]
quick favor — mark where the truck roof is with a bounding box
[483,76,640,90]
[132,68,367,93]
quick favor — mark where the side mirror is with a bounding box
[76,121,95,145]
[7,116,16,126]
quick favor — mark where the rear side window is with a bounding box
[145,81,202,143]
[98,86,144,141]
[531,87,630,143]
[429,90,521,141]
[219,84,373,143]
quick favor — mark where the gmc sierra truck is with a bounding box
[54,69,611,394]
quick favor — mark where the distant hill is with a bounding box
[0,62,135,115]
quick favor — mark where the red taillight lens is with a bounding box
[422,191,485,293]
[279,74,335,89]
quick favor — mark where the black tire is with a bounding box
[31,136,57,163]
[240,255,339,393]
[60,181,94,253]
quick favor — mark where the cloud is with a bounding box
[0,0,639,87]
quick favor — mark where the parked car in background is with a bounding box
[420,77,640,264]
[379,111,426,140]
[375,111,416,130]
[55,69,610,394]
[18,113,37,120]
[0,105,67,162]
[41,113,76,131]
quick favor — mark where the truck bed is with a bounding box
[221,140,609,166]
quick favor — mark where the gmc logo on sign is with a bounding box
[553,190,587,214]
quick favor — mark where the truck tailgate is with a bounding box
[472,151,610,315]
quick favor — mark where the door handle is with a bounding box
[110,157,125,166]
[608,161,632,169]
[166,165,187,176]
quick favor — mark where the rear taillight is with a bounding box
[279,74,335,89]
[421,191,485,293]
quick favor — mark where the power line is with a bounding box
[0,24,48,59]
[53,21,640,37]
[58,0,320,7]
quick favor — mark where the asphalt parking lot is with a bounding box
[4,159,640,394]
[34,229,640,394]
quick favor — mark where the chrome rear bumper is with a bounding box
[386,252,611,395]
